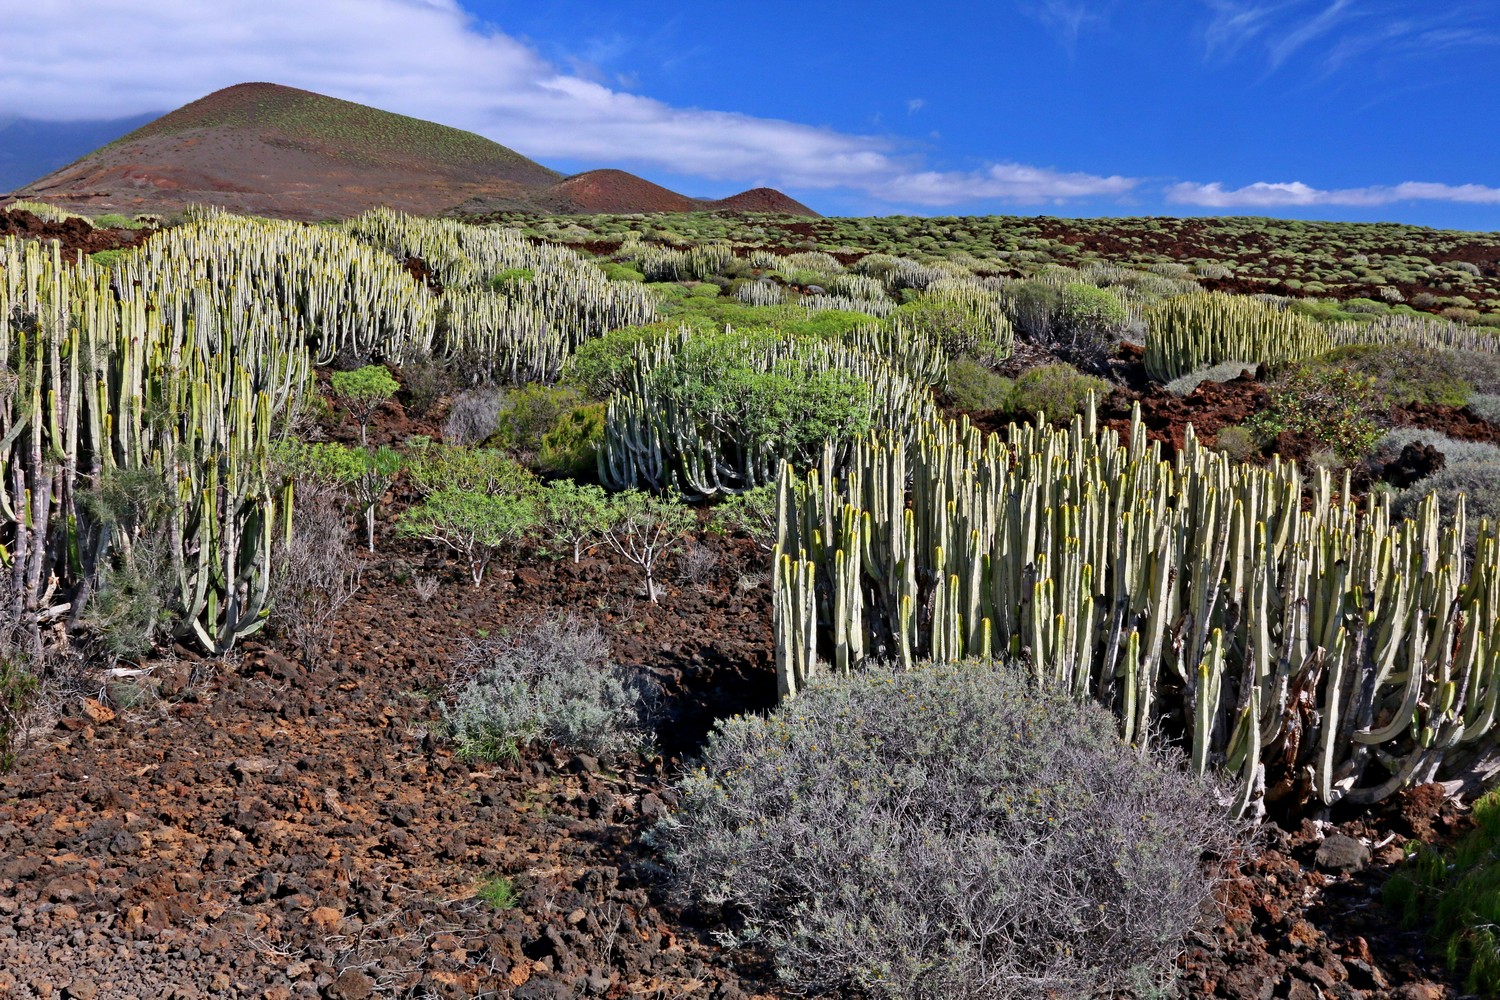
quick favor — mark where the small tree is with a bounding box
[541,480,612,563]
[602,490,697,602]
[287,443,402,551]
[397,489,539,586]
[329,365,399,445]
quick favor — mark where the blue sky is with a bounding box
[2,0,1498,227]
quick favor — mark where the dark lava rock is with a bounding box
[1315,833,1372,874]
[1380,442,1444,488]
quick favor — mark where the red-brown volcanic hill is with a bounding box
[453,171,820,218]
[15,83,563,221]
[533,169,699,214]
[706,186,818,216]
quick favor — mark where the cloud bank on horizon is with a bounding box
[0,0,1496,218]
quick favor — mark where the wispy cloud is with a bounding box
[876,163,1138,206]
[1169,179,1500,208]
[1199,0,1499,73]
[0,0,1137,208]
[1019,1,1111,46]
[1200,1,1290,58]
[906,98,926,114]
[1265,0,1355,68]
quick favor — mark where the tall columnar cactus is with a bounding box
[773,398,1500,817]
[1144,291,1333,382]
[1,235,308,653]
[600,328,939,498]
[343,208,657,382]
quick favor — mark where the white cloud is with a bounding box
[906,98,926,114]
[883,164,1137,207]
[1168,179,1500,208]
[0,0,1136,208]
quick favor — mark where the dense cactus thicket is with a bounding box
[1,236,304,652]
[773,400,1500,817]
[1144,292,1334,381]
[1146,291,1500,385]
[600,326,941,497]
[344,209,657,382]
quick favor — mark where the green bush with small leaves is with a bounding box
[1010,363,1109,420]
[1245,366,1382,465]
[944,357,1014,413]
[329,364,400,444]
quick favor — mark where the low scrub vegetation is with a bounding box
[655,661,1238,1000]
[1386,788,1500,995]
[443,618,650,762]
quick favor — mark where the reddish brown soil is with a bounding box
[704,188,818,217]
[1180,788,1471,1000]
[0,396,1483,999]
[532,171,699,216]
[0,208,152,256]
[1390,401,1500,445]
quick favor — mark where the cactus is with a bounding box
[1144,291,1333,382]
[1,235,305,653]
[600,327,938,498]
[773,396,1500,817]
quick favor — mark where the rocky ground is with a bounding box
[1,372,1494,999]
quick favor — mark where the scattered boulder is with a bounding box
[1314,833,1371,874]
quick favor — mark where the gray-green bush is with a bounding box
[443,618,650,762]
[654,661,1238,1000]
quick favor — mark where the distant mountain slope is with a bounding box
[13,83,562,220]
[705,187,817,215]
[8,82,819,220]
[0,114,157,192]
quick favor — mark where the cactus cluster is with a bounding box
[1,236,304,652]
[344,209,658,383]
[1144,291,1333,381]
[601,327,939,498]
[773,399,1500,816]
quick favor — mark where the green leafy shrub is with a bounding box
[708,484,778,548]
[404,443,534,498]
[329,364,400,444]
[891,285,1012,362]
[86,248,130,269]
[397,488,539,586]
[494,384,583,457]
[1316,345,1473,408]
[1245,366,1382,465]
[602,489,697,602]
[655,661,1237,1000]
[1212,425,1260,463]
[944,357,1014,413]
[565,323,674,399]
[1010,363,1109,420]
[644,330,877,475]
[598,261,645,282]
[443,617,649,762]
[1385,787,1500,995]
[289,443,402,551]
[539,479,612,562]
[538,402,605,479]
[488,267,534,294]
